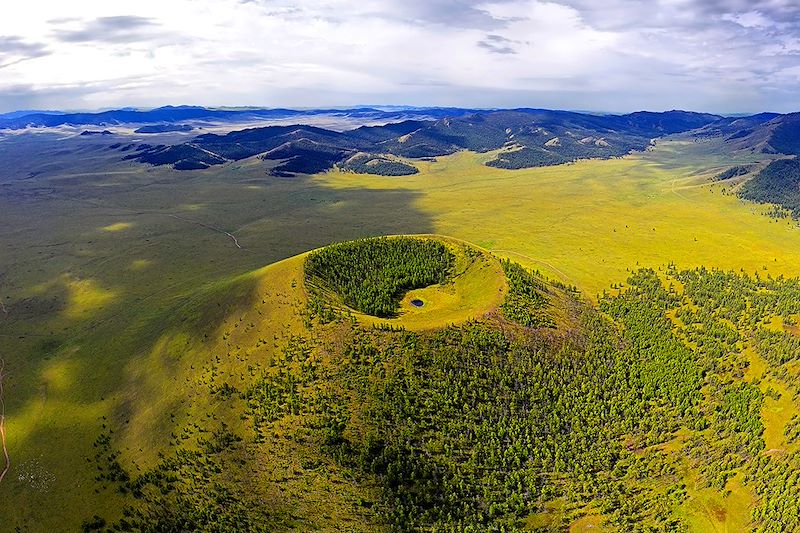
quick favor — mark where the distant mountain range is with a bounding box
[107,108,726,175]
[99,105,800,222]
[5,105,800,181]
[713,112,800,217]
[0,105,475,130]
[0,109,65,120]
[711,112,800,156]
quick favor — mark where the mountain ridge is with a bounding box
[116,108,731,174]
[0,106,478,130]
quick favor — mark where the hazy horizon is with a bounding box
[2,0,800,114]
[0,104,791,118]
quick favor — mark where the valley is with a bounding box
[1,112,800,531]
[7,0,800,529]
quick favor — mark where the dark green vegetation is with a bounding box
[712,165,752,181]
[132,143,226,167]
[500,259,556,327]
[340,153,419,176]
[486,147,570,169]
[134,124,194,134]
[85,255,800,531]
[739,158,800,217]
[305,237,453,317]
[693,113,779,140]
[767,116,800,156]
[484,133,640,169]
[122,109,726,174]
[708,112,800,156]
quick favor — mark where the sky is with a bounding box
[1,0,799,113]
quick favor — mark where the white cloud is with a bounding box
[0,0,799,112]
[722,10,771,28]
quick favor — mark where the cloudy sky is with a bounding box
[1,0,799,113]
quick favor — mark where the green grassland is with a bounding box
[316,137,796,297]
[1,131,800,530]
[0,133,437,530]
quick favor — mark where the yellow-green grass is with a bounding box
[678,470,755,533]
[340,236,508,330]
[569,513,607,532]
[315,139,797,298]
[523,497,570,530]
[1,243,381,530]
[0,133,440,529]
[743,346,800,454]
[101,222,134,232]
[524,500,609,532]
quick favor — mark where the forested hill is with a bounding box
[119,108,723,175]
[695,112,800,156]
[739,158,800,217]
[85,237,800,531]
[689,112,800,218]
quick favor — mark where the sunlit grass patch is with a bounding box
[129,259,152,270]
[62,276,117,319]
[101,222,133,232]
[678,471,755,533]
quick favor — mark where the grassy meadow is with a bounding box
[317,137,796,298]
[1,131,799,530]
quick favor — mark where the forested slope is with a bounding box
[77,237,800,532]
[739,158,800,217]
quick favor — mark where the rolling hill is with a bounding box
[687,113,800,217]
[5,107,800,532]
[54,235,800,531]
[739,158,800,217]
[695,112,800,156]
[120,108,724,174]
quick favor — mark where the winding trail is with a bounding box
[0,304,8,484]
[186,143,226,161]
[669,178,692,201]
[490,249,577,287]
[166,214,244,249]
[21,186,249,251]
[0,358,9,485]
